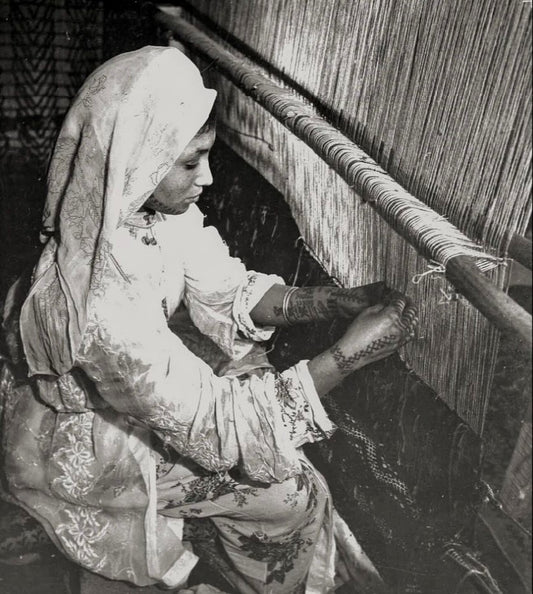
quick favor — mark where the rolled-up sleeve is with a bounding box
[180,209,284,359]
[232,271,283,342]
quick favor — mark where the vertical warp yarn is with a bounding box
[182,0,531,434]
[187,0,531,252]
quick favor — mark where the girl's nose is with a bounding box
[196,159,213,187]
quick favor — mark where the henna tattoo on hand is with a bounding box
[331,335,399,374]
[330,287,370,305]
[330,345,360,372]
[326,287,377,318]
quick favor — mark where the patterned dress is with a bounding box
[1,46,383,593]
[1,206,365,592]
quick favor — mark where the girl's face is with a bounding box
[145,128,216,215]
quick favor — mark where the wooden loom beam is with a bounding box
[446,257,531,346]
[154,9,532,350]
[508,234,532,271]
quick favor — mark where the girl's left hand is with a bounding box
[332,281,386,317]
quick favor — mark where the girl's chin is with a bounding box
[143,199,190,215]
[172,203,191,214]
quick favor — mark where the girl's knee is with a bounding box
[268,466,329,526]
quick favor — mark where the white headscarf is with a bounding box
[21,46,216,375]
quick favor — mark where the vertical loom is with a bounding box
[155,1,531,437]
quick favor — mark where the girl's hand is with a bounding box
[332,291,418,373]
[331,281,387,318]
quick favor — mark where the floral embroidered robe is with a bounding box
[1,205,338,588]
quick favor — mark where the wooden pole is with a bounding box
[446,257,531,347]
[154,8,532,351]
[508,234,532,271]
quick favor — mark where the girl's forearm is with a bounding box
[306,345,348,396]
[250,282,384,326]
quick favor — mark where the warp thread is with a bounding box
[175,0,528,434]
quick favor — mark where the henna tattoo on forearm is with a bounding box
[285,287,328,324]
[286,300,330,322]
[274,284,384,325]
[286,286,360,324]
[331,335,399,374]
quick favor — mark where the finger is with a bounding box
[408,321,419,341]
[403,323,418,341]
[388,292,412,315]
[397,312,417,335]
[401,305,418,324]
[401,318,419,337]
[397,334,413,349]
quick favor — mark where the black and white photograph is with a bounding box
[0,2,531,593]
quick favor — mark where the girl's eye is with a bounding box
[184,162,199,170]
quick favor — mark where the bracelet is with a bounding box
[282,286,299,326]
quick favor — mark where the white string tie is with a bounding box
[411,261,446,284]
